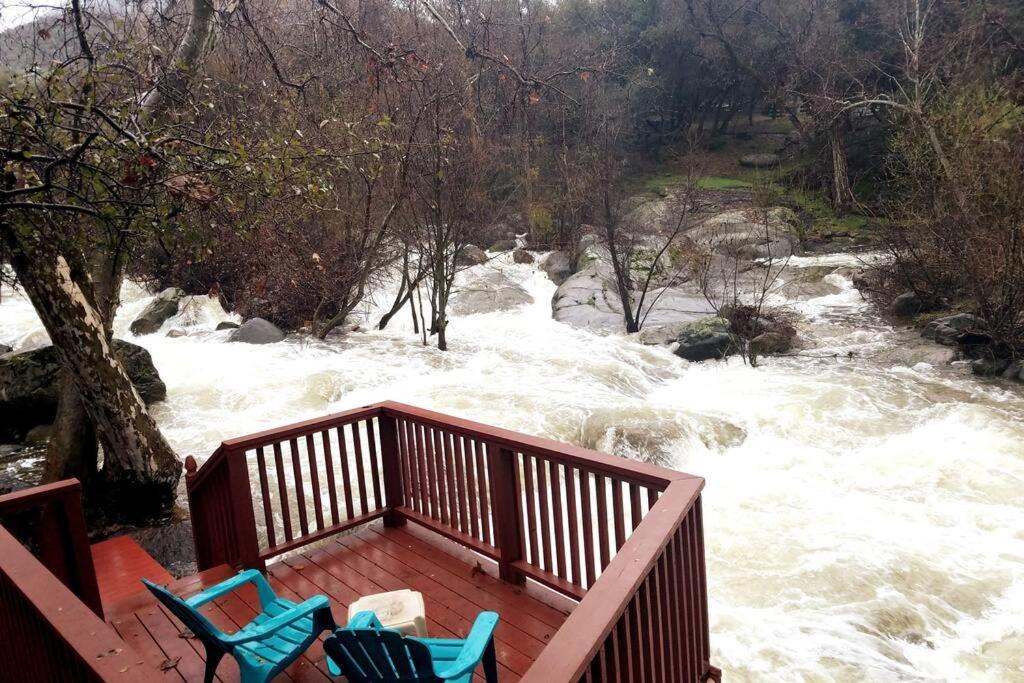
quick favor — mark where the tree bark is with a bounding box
[43,247,125,487]
[2,227,181,522]
[140,0,217,118]
[828,123,855,214]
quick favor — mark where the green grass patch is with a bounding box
[697,176,752,190]
[790,189,870,234]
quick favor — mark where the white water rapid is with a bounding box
[2,253,1023,682]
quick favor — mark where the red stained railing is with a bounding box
[0,479,148,680]
[0,479,102,616]
[186,401,720,682]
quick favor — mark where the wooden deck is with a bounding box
[103,525,571,682]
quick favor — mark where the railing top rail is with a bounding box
[0,478,81,515]
[379,401,699,489]
[519,477,705,682]
[0,524,148,681]
[187,404,385,490]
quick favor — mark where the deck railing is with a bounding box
[0,479,102,615]
[187,401,720,681]
[0,479,147,680]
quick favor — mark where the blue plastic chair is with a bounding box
[142,570,335,683]
[323,610,499,682]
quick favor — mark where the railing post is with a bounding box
[184,455,214,570]
[486,444,525,585]
[226,449,264,571]
[377,412,407,527]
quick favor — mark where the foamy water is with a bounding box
[2,254,1022,682]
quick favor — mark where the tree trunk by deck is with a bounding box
[3,229,181,522]
[43,248,125,489]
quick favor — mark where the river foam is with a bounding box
[2,254,1022,681]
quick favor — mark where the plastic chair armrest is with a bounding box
[434,612,499,679]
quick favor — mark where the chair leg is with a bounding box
[482,639,498,683]
[203,646,225,683]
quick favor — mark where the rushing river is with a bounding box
[2,253,1023,682]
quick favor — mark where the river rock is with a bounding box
[129,287,184,335]
[553,235,714,331]
[540,251,573,286]
[0,341,166,440]
[489,239,516,252]
[24,424,52,445]
[749,331,793,356]
[971,357,1011,377]
[1002,361,1024,382]
[922,313,985,346]
[673,317,740,362]
[889,291,925,318]
[512,249,534,264]
[686,208,796,261]
[450,269,533,315]
[0,344,11,355]
[165,328,187,338]
[457,244,488,266]
[215,321,240,331]
[229,318,285,344]
[739,153,781,168]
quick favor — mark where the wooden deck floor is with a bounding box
[103,525,571,682]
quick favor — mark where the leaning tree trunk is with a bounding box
[43,247,125,487]
[3,229,181,522]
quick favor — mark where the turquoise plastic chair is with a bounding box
[323,610,499,682]
[142,570,335,683]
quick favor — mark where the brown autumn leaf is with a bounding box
[579,70,591,82]
[158,657,181,671]
[528,91,541,105]
[165,174,216,205]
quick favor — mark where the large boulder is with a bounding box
[739,153,781,169]
[922,313,985,346]
[215,321,240,331]
[0,344,11,355]
[1002,361,1024,383]
[686,208,796,261]
[450,269,533,315]
[553,235,714,331]
[540,251,573,286]
[889,291,926,318]
[229,318,285,344]
[749,331,793,356]
[457,244,488,266]
[0,341,166,440]
[130,287,184,335]
[972,357,1011,377]
[673,317,739,362]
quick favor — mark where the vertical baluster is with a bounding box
[629,483,643,531]
[415,424,430,517]
[696,500,711,677]
[289,438,309,536]
[423,426,439,520]
[549,461,567,580]
[579,470,595,587]
[336,426,355,520]
[565,466,581,586]
[398,419,414,507]
[473,441,492,545]
[366,418,383,510]
[439,431,456,527]
[273,442,292,543]
[682,513,697,679]
[432,429,450,526]
[612,479,626,551]
[521,454,540,566]
[596,474,610,570]
[453,435,469,535]
[321,431,340,526]
[651,562,666,681]
[535,456,553,573]
[351,422,369,516]
[405,421,422,514]
[305,434,324,531]
[255,447,276,548]
[464,438,480,541]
